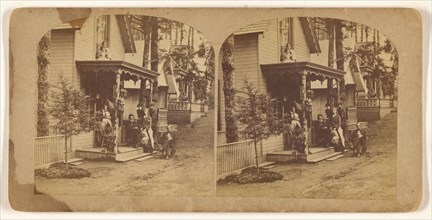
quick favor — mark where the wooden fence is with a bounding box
[35,135,71,166]
[217,139,255,175]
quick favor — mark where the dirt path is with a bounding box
[217,112,397,200]
[35,111,214,197]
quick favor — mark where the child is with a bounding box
[351,122,367,157]
[161,126,176,159]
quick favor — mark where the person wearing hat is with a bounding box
[351,122,367,157]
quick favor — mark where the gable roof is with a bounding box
[233,20,271,35]
[299,17,321,54]
[116,15,137,53]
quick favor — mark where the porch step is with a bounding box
[116,152,156,162]
[67,158,84,163]
[325,154,345,161]
[260,161,276,167]
[69,161,84,166]
[135,155,154,162]
[308,152,344,163]
[267,147,341,163]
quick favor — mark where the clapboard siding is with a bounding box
[293,18,310,61]
[262,134,284,155]
[50,29,75,84]
[72,131,94,149]
[74,17,96,89]
[233,33,259,90]
[109,15,125,60]
[258,19,278,92]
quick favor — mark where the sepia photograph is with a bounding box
[5,7,425,213]
[32,14,215,196]
[217,17,398,199]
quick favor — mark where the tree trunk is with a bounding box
[254,139,260,175]
[140,16,151,106]
[326,18,335,105]
[354,23,358,43]
[360,25,364,42]
[180,24,184,45]
[64,136,69,170]
[221,35,239,143]
[150,17,159,99]
[175,22,178,45]
[335,19,345,104]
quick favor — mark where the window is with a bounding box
[279,18,294,62]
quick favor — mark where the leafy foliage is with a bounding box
[50,74,94,139]
[221,35,239,143]
[37,33,51,136]
[236,80,283,142]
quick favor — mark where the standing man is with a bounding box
[337,102,347,138]
[142,108,155,151]
[331,107,346,149]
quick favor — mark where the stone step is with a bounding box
[116,152,156,162]
[307,152,344,163]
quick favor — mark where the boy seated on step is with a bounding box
[329,128,344,152]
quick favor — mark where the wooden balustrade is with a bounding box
[167,101,191,111]
[357,98,393,108]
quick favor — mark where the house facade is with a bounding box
[217,17,347,170]
[39,15,161,162]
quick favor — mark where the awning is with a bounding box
[76,60,159,81]
[260,61,345,81]
[352,71,368,93]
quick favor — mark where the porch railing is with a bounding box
[167,101,191,111]
[35,135,71,166]
[357,98,394,108]
[217,140,255,175]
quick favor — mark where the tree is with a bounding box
[334,19,345,103]
[236,80,282,174]
[326,18,335,105]
[221,35,239,143]
[37,32,51,137]
[50,75,94,170]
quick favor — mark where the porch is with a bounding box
[356,98,396,121]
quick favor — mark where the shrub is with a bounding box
[35,162,91,179]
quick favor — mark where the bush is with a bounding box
[35,162,91,179]
[218,167,283,184]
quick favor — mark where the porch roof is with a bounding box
[260,61,345,80]
[76,60,159,81]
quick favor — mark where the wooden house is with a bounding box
[217,17,347,168]
[38,15,160,164]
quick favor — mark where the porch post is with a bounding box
[114,72,121,154]
[301,71,309,155]
[149,79,153,105]
[337,79,341,104]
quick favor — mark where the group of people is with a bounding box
[316,102,367,157]
[125,103,176,159]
